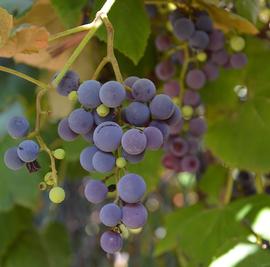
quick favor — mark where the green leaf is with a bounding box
[198,164,227,205]
[92,0,151,64]
[0,136,41,212]
[50,0,87,27]
[201,38,270,172]
[2,230,49,267]
[235,0,259,24]
[0,0,35,18]
[0,206,32,257]
[63,137,88,162]
[41,222,72,267]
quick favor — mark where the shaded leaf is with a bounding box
[235,0,259,24]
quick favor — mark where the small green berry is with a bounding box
[44,172,54,186]
[182,105,194,119]
[172,97,179,105]
[230,36,245,52]
[68,91,78,101]
[53,148,66,160]
[96,104,110,117]
[49,186,65,204]
[39,182,47,191]
[197,52,207,62]
[116,157,127,168]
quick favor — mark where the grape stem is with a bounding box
[223,169,234,205]
[92,15,123,83]
[179,43,190,104]
[255,172,264,194]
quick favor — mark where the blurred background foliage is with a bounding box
[1,0,270,266]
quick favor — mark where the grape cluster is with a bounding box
[56,72,180,253]
[154,8,248,174]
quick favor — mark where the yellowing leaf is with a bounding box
[0,7,13,47]
[195,0,259,35]
[0,26,49,57]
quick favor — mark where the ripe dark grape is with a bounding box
[163,80,180,98]
[202,62,219,81]
[122,203,148,228]
[77,80,101,108]
[17,140,39,162]
[100,231,122,254]
[117,173,146,203]
[169,9,184,24]
[92,151,115,173]
[68,108,94,134]
[99,81,126,108]
[169,137,189,157]
[93,109,116,125]
[143,126,163,150]
[122,149,145,164]
[169,119,183,135]
[149,120,169,139]
[93,122,122,152]
[58,118,78,141]
[183,90,201,107]
[162,153,178,170]
[230,53,248,69]
[7,116,29,138]
[150,94,175,120]
[211,50,229,66]
[186,69,206,89]
[173,18,195,40]
[121,129,147,155]
[124,76,139,100]
[124,102,150,126]
[82,128,94,143]
[155,60,176,81]
[84,179,108,204]
[99,203,122,227]
[54,70,80,96]
[132,78,156,102]
[208,30,225,51]
[180,155,200,172]
[189,117,207,137]
[166,107,182,126]
[4,147,24,170]
[155,33,172,51]
[80,146,98,172]
[189,31,209,50]
[172,50,185,65]
[195,15,213,32]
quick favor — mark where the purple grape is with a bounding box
[145,4,157,18]
[143,126,163,150]
[82,127,95,143]
[186,69,206,89]
[124,102,150,126]
[169,119,184,135]
[155,33,172,51]
[149,120,169,139]
[117,173,146,203]
[150,94,175,120]
[187,137,200,154]
[169,9,184,24]
[122,149,145,164]
[183,90,201,107]
[170,137,189,157]
[99,81,126,108]
[7,116,29,138]
[189,31,209,50]
[93,122,122,152]
[189,117,207,137]
[195,15,213,32]
[202,62,219,81]
[99,203,122,227]
[121,129,147,155]
[172,50,184,65]
[84,179,108,204]
[122,203,148,228]
[68,108,94,134]
[211,50,229,66]
[58,118,78,141]
[77,80,101,108]
[155,60,176,81]
[173,18,195,40]
[208,30,225,51]
[230,53,248,69]
[163,80,180,98]
[132,78,156,102]
[162,153,178,170]
[124,76,139,88]
[180,155,200,172]
[4,147,24,170]
[100,231,122,254]
[92,151,115,173]
[93,109,116,125]
[166,106,182,126]
[80,146,98,172]
[17,140,39,162]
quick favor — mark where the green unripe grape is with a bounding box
[49,187,65,204]
[96,104,110,117]
[53,148,66,160]
[68,91,78,101]
[172,97,180,105]
[230,36,245,52]
[39,182,47,191]
[44,172,54,186]
[182,105,194,119]
[116,157,127,168]
[197,52,207,62]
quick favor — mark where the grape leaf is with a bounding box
[92,0,151,65]
[235,0,259,24]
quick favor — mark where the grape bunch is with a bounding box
[154,8,248,174]
[56,71,181,253]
